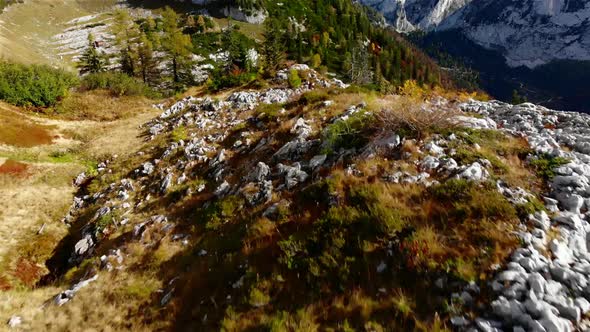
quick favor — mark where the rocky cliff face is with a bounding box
[359,0,472,32]
[361,0,590,68]
[440,0,590,68]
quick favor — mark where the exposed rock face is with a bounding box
[359,0,472,32]
[361,0,590,68]
[191,0,267,24]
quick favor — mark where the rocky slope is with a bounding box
[453,100,590,331]
[3,65,590,331]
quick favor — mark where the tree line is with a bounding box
[79,2,447,94]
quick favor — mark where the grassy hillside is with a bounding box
[0,0,116,67]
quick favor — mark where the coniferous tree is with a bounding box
[221,26,242,72]
[348,41,372,84]
[78,33,108,74]
[260,18,284,77]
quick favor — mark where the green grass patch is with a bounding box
[529,154,570,180]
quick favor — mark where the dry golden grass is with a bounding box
[0,104,55,148]
[375,95,458,140]
[54,90,155,122]
[0,92,159,326]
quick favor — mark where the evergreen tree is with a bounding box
[260,18,284,77]
[221,26,243,71]
[347,41,372,84]
[161,7,192,84]
[78,33,108,74]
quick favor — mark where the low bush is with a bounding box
[81,72,159,98]
[171,126,188,142]
[298,89,330,105]
[0,61,78,107]
[207,69,257,91]
[197,196,245,231]
[323,110,375,152]
[430,180,516,221]
[529,154,570,180]
[288,69,302,89]
[256,103,284,122]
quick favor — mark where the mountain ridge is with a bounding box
[360,0,590,69]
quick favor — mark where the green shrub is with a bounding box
[197,196,245,231]
[429,179,474,201]
[248,287,270,307]
[430,180,517,221]
[323,110,375,152]
[298,89,329,105]
[256,103,284,122]
[453,148,508,174]
[529,154,570,180]
[171,126,188,141]
[207,70,257,91]
[516,196,546,219]
[349,184,406,236]
[0,61,78,107]
[288,69,302,88]
[81,72,159,97]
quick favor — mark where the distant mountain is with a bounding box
[361,0,590,68]
[359,0,472,32]
[361,0,590,112]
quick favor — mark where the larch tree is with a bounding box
[161,7,192,84]
[137,32,159,86]
[112,9,141,77]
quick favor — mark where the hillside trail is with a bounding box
[0,101,159,296]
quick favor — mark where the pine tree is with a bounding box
[221,26,242,71]
[161,7,192,84]
[512,89,527,104]
[260,18,285,77]
[348,41,372,84]
[78,33,107,74]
